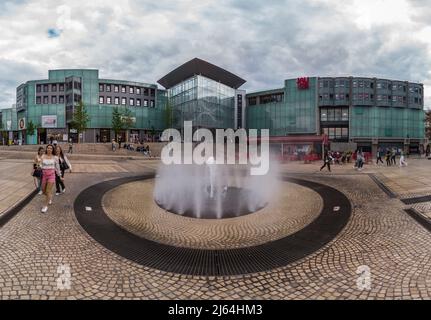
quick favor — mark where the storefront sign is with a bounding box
[297,77,309,90]
[41,115,57,128]
[18,118,26,130]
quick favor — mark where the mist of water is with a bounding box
[153,155,280,219]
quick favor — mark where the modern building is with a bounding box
[1,69,167,144]
[246,77,425,156]
[0,59,426,157]
[157,58,246,133]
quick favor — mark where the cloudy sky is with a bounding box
[0,0,430,109]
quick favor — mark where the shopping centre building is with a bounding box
[0,58,426,156]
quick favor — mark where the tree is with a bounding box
[111,107,135,142]
[425,109,431,140]
[164,101,174,128]
[122,108,135,131]
[71,101,90,143]
[27,120,36,137]
[0,121,6,145]
[112,107,123,141]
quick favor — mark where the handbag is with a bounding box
[60,159,69,171]
[33,168,42,178]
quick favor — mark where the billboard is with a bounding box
[41,115,57,128]
[18,118,26,130]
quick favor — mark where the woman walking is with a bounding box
[32,147,44,195]
[40,144,62,213]
[55,145,72,195]
[385,149,391,166]
[399,151,408,167]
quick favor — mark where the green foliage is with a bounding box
[164,101,174,127]
[71,101,90,143]
[122,108,135,130]
[27,120,36,136]
[112,107,123,137]
[426,110,431,140]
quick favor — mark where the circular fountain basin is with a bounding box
[155,186,267,219]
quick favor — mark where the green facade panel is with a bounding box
[246,77,317,136]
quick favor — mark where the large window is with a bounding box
[114,97,119,105]
[99,96,104,104]
[121,86,126,93]
[248,97,257,106]
[320,107,349,122]
[322,127,349,140]
[129,87,134,94]
[259,93,284,104]
[114,85,119,93]
[107,97,112,104]
[121,97,126,105]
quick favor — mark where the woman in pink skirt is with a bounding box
[40,144,62,213]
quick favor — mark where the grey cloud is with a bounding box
[1,0,430,108]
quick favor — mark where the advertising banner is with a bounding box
[41,115,57,128]
[18,118,26,130]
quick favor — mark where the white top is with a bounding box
[41,155,61,175]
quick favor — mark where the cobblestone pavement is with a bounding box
[0,159,35,217]
[0,158,431,299]
[103,180,323,249]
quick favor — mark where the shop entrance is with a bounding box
[37,128,46,144]
[100,129,110,143]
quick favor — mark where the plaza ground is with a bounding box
[0,152,431,299]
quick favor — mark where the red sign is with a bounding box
[297,77,309,90]
[322,133,329,145]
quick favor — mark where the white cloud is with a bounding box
[0,0,430,109]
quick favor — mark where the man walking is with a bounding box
[68,138,73,154]
[320,150,332,172]
[376,148,383,165]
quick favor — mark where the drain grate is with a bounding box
[74,174,351,276]
[401,195,431,205]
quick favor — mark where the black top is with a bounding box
[157,58,246,89]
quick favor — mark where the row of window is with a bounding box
[99,84,155,96]
[247,93,284,106]
[36,83,65,93]
[99,96,155,107]
[36,96,65,104]
[320,107,349,122]
[259,93,284,104]
[320,93,422,104]
[319,80,422,94]
[322,127,349,140]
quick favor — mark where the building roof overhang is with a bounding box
[157,58,246,89]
